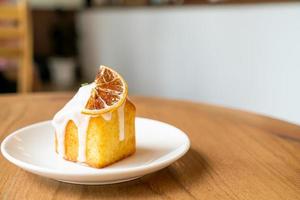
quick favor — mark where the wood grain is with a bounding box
[0,93,299,200]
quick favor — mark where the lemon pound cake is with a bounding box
[52,65,136,168]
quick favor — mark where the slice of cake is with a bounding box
[52,65,136,168]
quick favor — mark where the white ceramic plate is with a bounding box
[1,117,190,185]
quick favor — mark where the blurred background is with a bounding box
[0,0,299,123]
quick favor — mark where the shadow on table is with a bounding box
[31,148,210,198]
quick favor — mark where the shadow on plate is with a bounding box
[27,148,210,198]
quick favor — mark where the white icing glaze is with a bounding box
[118,101,125,141]
[52,83,94,160]
[76,114,90,162]
[52,82,126,162]
[102,112,112,121]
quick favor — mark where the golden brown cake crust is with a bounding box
[56,99,136,168]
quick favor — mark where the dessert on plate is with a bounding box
[52,65,136,168]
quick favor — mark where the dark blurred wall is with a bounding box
[32,10,77,57]
[31,10,78,84]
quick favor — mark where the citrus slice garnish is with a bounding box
[82,65,128,115]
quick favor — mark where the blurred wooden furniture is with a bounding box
[0,94,299,199]
[0,0,33,93]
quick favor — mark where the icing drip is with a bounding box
[102,112,112,121]
[52,83,94,160]
[118,101,125,141]
[76,114,90,162]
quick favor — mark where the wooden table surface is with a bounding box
[0,93,299,200]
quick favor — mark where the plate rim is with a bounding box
[58,176,142,185]
[1,117,190,176]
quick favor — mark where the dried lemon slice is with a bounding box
[82,65,128,115]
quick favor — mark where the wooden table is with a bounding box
[0,93,299,199]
